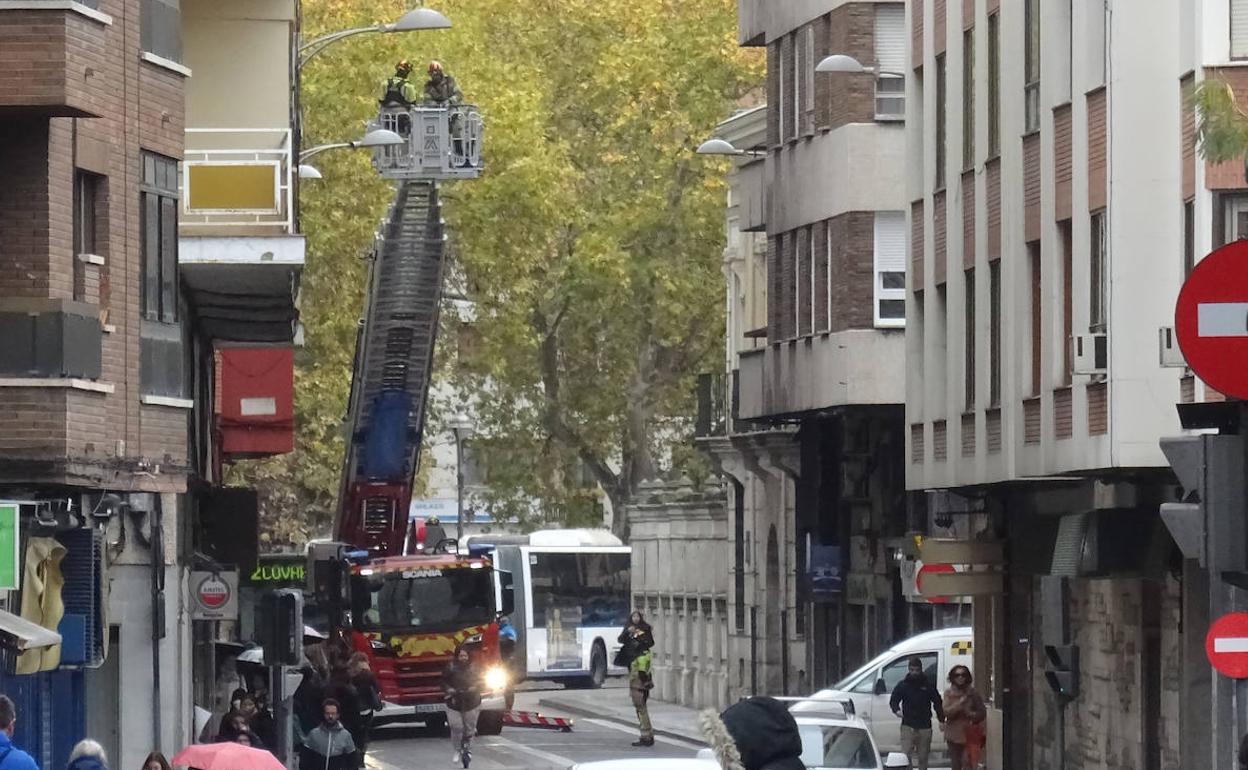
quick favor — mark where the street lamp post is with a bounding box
[815,53,904,78]
[298,7,452,70]
[297,128,405,178]
[695,138,767,158]
[448,413,474,542]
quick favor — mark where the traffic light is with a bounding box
[1044,644,1079,702]
[257,588,303,666]
[1160,434,1247,577]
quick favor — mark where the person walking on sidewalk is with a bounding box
[941,665,986,770]
[66,741,108,770]
[889,656,944,770]
[0,696,40,770]
[628,640,655,747]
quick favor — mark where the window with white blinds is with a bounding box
[1234,0,1248,59]
[875,4,906,120]
[874,211,907,328]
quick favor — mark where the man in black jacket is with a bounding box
[889,657,945,770]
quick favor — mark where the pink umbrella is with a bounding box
[171,743,287,770]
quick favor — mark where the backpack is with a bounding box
[380,77,410,106]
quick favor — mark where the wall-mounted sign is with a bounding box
[0,503,18,591]
[191,570,238,620]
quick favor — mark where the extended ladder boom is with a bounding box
[336,180,446,555]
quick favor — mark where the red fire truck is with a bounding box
[308,103,509,732]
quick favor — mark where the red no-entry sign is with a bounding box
[917,563,956,605]
[1206,612,1248,678]
[1175,240,1248,399]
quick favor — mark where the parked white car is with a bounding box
[792,627,974,766]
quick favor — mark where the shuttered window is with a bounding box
[875,211,907,327]
[1234,0,1248,59]
[875,5,906,120]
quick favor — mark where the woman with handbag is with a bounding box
[941,665,986,770]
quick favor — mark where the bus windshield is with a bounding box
[352,567,494,633]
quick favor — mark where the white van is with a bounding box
[792,627,975,765]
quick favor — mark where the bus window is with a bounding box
[529,552,630,629]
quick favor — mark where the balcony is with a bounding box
[179,128,303,344]
[0,1,113,117]
[182,128,295,235]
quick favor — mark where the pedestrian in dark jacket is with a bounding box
[699,696,805,770]
[66,741,107,770]
[442,646,482,765]
[889,657,945,770]
[616,610,654,667]
[347,653,383,767]
[300,699,356,770]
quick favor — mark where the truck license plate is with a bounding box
[415,703,446,714]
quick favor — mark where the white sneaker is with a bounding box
[452,752,460,765]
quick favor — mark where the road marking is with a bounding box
[581,718,704,748]
[1214,636,1248,653]
[488,733,578,767]
[1198,302,1248,337]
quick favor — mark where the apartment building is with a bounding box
[904,1,1248,767]
[699,0,919,698]
[0,1,300,765]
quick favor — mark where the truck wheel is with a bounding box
[477,711,504,735]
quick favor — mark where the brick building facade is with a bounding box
[0,1,300,766]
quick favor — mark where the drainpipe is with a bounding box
[150,503,166,751]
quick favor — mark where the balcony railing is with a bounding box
[371,105,484,181]
[181,128,294,234]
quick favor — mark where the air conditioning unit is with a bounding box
[1072,333,1107,375]
[1158,326,1186,368]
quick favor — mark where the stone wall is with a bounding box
[627,479,731,711]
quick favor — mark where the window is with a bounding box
[988,13,1000,155]
[874,212,907,327]
[141,0,181,63]
[1233,0,1248,59]
[809,226,817,333]
[1183,200,1195,278]
[778,41,786,142]
[1090,211,1107,331]
[1029,241,1042,396]
[964,268,976,410]
[875,4,906,120]
[936,54,947,188]
[880,652,939,692]
[989,261,1001,405]
[1024,0,1040,132]
[798,725,878,770]
[1087,0,1106,86]
[527,551,631,629]
[74,171,102,303]
[793,32,803,140]
[141,152,179,323]
[1060,220,1073,383]
[826,222,834,330]
[963,28,975,168]
[802,26,815,134]
[1223,194,1248,243]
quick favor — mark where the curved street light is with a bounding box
[299,128,404,162]
[695,138,766,158]
[299,7,452,69]
[816,53,904,78]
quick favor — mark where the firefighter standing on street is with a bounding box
[627,628,655,747]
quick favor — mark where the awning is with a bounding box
[0,607,62,652]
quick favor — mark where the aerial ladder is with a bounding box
[335,104,484,554]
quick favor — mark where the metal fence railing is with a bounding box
[181,128,293,234]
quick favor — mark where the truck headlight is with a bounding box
[484,666,508,692]
[462,633,483,646]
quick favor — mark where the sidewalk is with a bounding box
[536,685,706,744]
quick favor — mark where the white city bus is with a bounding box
[474,529,631,688]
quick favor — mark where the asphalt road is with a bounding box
[364,686,703,770]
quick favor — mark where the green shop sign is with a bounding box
[0,503,18,591]
[245,555,305,587]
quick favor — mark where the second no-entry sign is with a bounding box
[1175,240,1248,399]
[1206,612,1248,678]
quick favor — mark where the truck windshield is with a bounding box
[352,567,494,633]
